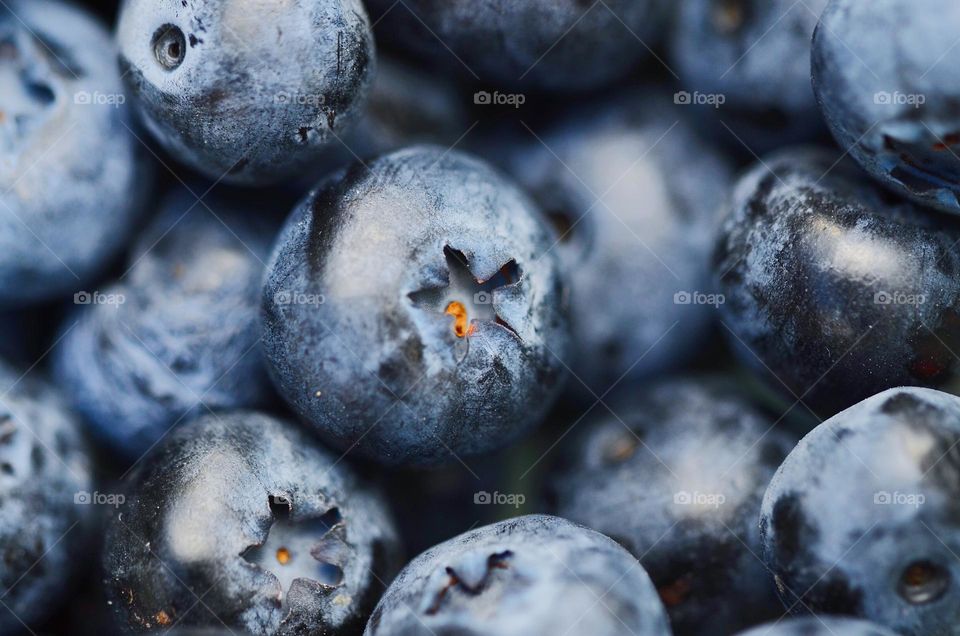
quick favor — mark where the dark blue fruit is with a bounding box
[262,146,570,466]
[0,361,94,633]
[0,0,149,305]
[813,0,960,214]
[103,410,402,635]
[487,91,732,397]
[54,188,276,460]
[715,147,960,416]
[365,515,672,636]
[760,387,960,635]
[734,617,899,636]
[116,0,375,184]
[554,378,796,635]
[365,0,670,92]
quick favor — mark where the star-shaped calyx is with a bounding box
[409,246,520,340]
[242,495,348,606]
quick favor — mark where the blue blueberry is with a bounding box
[116,0,375,184]
[0,361,94,633]
[53,187,277,460]
[365,0,670,91]
[733,617,899,636]
[715,147,960,416]
[262,146,570,466]
[813,0,960,214]
[103,410,402,634]
[671,0,829,152]
[365,515,672,636]
[760,387,960,635]
[554,377,796,635]
[485,91,732,397]
[0,0,150,305]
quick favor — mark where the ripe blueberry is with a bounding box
[715,147,960,416]
[0,361,94,633]
[760,387,960,635]
[262,146,570,466]
[365,515,672,636]
[0,0,150,304]
[53,187,277,460]
[733,617,899,636]
[103,410,402,635]
[116,0,375,184]
[554,377,796,635]
[813,0,960,214]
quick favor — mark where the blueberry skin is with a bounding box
[365,0,669,92]
[365,515,672,636]
[715,147,960,416]
[262,146,570,467]
[760,387,960,635]
[0,362,94,633]
[813,0,960,214]
[554,378,796,635]
[671,0,829,151]
[0,0,149,305]
[103,410,402,635]
[733,617,899,636]
[116,0,375,185]
[53,189,276,459]
[487,92,732,397]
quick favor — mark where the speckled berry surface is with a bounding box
[117,0,375,184]
[554,378,796,635]
[760,387,960,635]
[365,514,672,636]
[0,361,94,632]
[103,410,402,635]
[734,617,899,636]
[262,145,570,466]
[487,92,732,397]
[0,0,149,305]
[715,147,960,416]
[813,0,960,213]
[54,188,277,460]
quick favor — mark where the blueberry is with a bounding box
[116,0,375,185]
[0,361,94,633]
[485,91,732,397]
[760,387,960,635]
[554,378,796,635]
[103,410,402,634]
[813,0,960,214]
[715,146,960,416]
[365,515,672,636]
[262,145,570,466]
[53,188,277,460]
[365,0,670,91]
[733,617,899,636]
[0,0,150,305]
[671,0,829,152]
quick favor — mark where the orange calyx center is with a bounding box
[444,301,476,338]
[276,547,291,565]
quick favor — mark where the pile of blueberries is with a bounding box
[2,0,960,635]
